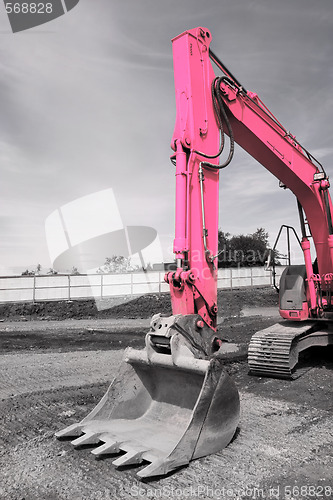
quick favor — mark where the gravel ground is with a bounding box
[0,288,332,500]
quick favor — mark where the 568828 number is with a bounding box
[285,485,332,497]
[5,3,53,14]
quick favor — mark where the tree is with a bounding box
[217,231,231,267]
[97,255,137,274]
[21,263,42,276]
[70,267,80,275]
[218,227,274,267]
[21,269,35,276]
[47,268,58,275]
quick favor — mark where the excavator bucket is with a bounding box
[56,315,240,478]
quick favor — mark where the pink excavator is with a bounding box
[56,27,333,477]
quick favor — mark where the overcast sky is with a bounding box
[0,0,332,274]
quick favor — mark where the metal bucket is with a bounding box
[56,315,240,478]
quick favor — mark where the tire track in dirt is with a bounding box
[1,386,332,500]
[1,347,332,499]
[0,350,124,399]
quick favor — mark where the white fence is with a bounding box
[0,267,285,303]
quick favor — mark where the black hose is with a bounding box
[324,190,333,235]
[194,76,235,170]
[192,77,225,160]
[209,49,246,93]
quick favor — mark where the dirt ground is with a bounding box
[0,288,332,500]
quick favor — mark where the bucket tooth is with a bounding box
[113,450,144,467]
[137,458,171,479]
[71,431,100,448]
[91,440,121,457]
[55,423,83,439]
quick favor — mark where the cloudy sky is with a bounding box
[0,0,332,274]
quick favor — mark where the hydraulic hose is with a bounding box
[194,77,235,170]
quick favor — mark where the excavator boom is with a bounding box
[207,39,333,376]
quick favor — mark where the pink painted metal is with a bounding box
[301,238,317,311]
[167,28,220,330]
[173,140,188,258]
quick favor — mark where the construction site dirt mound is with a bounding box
[0,286,278,321]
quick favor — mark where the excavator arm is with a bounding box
[165,27,220,331]
[168,27,333,322]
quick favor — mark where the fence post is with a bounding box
[101,274,103,299]
[33,275,36,303]
[251,267,253,288]
[230,268,233,291]
[131,273,134,298]
[68,275,71,300]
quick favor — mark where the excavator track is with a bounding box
[248,322,332,379]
